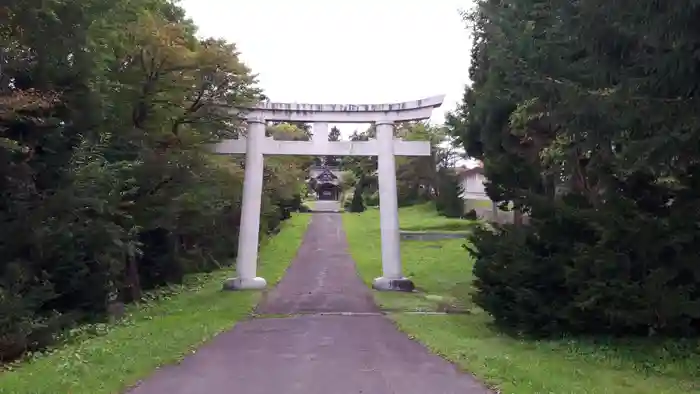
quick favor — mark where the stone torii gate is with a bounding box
[212,95,445,292]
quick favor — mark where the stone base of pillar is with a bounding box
[372,277,415,292]
[222,276,267,291]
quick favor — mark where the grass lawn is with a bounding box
[0,214,310,394]
[396,203,475,232]
[303,199,316,209]
[343,207,700,394]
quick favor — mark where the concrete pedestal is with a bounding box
[222,276,267,291]
[372,277,415,292]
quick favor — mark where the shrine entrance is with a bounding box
[318,183,339,200]
[312,167,341,200]
[212,95,445,292]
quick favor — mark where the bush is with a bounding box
[348,187,366,213]
[342,190,354,209]
[436,169,464,218]
[469,193,700,337]
[0,266,62,361]
[364,191,380,207]
[397,184,418,207]
[464,209,478,220]
[278,193,303,214]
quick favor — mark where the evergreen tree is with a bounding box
[348,185,366,213]
[447,0,700,337]
[436,169,464,218]
[324,126,341,167]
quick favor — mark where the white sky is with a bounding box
[178,0,474,139]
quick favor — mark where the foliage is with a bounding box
[339,122,453,207]
[363,191,380,207]
[435,169,464,218]
[447,0,700,336]
[464,209,477,220]
[339,171,357,192]
[394,123,444,206]
[323,125,341,167]
[0,0,305,360]
[348,187,366,213]
[340,128,377,183]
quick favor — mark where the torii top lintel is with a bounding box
[244,95,446,123]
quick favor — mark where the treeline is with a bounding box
[0,0,306,360]
[339,123,465,216]
[448,1,700,336]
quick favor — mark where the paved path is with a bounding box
[312,199,342,212]
[127,207,490,394]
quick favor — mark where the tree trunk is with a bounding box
[126,256,142,302]
[513,209,523,227]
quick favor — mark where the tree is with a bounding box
[0,0,306,360]
[328,125,341,141]
[323,125,341,167]
[448,0,700,337]
[339,171,357,190]
[435,168,464,218]
[271,121,310,136]
[336,122,455,208]
[394,122,450,205]
[269,122,311,141]
[348,185,365,213]
[339,128,378,192]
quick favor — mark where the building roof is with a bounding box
[454,161,483,178]
[315,168,338,182]
[309,166,341,186]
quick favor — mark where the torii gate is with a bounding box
[212,95,445,292]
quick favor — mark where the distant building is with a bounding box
[454,161,529,224]
[308,165,342,200]
[455,161,488,201]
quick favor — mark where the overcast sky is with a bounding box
[178,0,474,138]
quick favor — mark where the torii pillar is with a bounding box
[212,95,446,292]
[223,117,267,290]
[373,120,410,290]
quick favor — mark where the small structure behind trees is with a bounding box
[308,165,342,200]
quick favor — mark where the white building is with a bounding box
[456,162,489,201]
[455,161,527,224]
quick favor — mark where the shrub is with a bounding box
[364,191,380,207]
[464,209,478,220]
[348,187,366,213]
[0,266,62,361]
[436,169,464,218]
[397,184,420,207]
[469,194,700,337]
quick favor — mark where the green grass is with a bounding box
[464,199,493,209]
[0,214,311,394]
[344,207,474,313]
[397,203,476,232]
[343,207,700,394]
[303,199,316,209]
